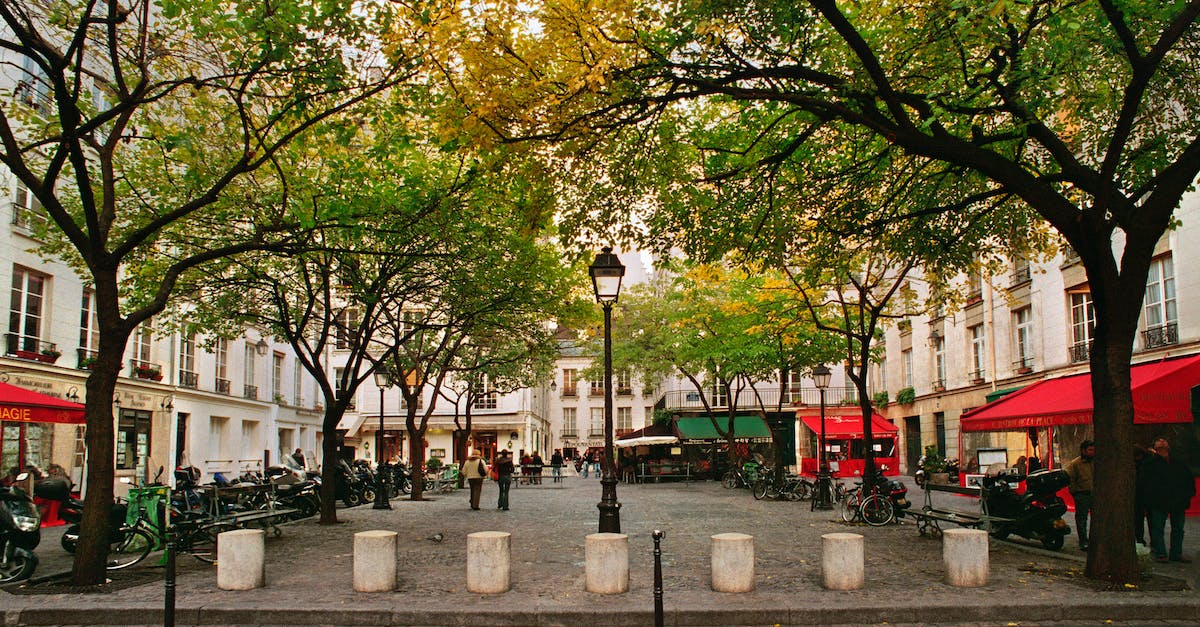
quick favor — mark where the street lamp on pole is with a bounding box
[373,367,393,510]
[590,246,625,533]
[811,364,834,510]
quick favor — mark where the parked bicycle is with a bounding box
[721,461,761,489]
[752,468,814,501]
[839,478,895,526]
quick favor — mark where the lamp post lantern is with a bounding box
[590,246,625,533]
[373,368,393,510]
[811,364,834,510]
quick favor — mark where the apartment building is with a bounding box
[873,189,1200,477]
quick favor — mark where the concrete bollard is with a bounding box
[585,533,629,594]
[943,528,989,587]
[216,528,265,590]
[710,533,754,592]
[354,530,398,592]
[821,532,864,590]
[467,531,511,594]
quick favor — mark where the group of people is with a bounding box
[1065,437,1195,563]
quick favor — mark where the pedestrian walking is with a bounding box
[1064,440,1095,551]
[1141,437,1195,563]
[496,450,515,511]
[550,449,564,483]
[581,450,592,478]
[462,450,488,510]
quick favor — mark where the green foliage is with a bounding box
[872,391,889,406]
[921,446,947,474]
[896,387,916,405]
[651,408,673,427]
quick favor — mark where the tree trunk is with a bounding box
[71,351,122,585]
[407,427,426,500]
[318,419,339,524]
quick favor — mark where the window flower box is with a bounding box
[134,364,163,381]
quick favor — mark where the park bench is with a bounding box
[908,481,1012,538]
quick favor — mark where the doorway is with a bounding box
[904,416,921,474]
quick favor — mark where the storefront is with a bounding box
[616,424,682,480]
[960,355,1200,515]
[1,381,86,475]
[670,415,774,479]
[795,407,900,477]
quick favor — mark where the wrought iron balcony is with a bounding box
[1069,341,1091,364]
[215,378,231,394]
[1142,323,1178,350]
[243,384,258,400]
[5,333,58,363]
[179,371,199,388]
[561,430,578,439]
[1013,357,1034,374]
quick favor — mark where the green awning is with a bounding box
[674,415,772,441]
[985,386,1024,403]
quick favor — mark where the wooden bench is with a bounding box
[909,482,1009,538]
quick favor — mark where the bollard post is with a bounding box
[653,529,665,627]
[161,500,175,627]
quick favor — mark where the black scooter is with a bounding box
[1,473,41,583]
[983,468,1071,550]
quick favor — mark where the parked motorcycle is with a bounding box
[264,466,320,520]
[379,462,411,497]
[334,460,366,507]
[874,467,911,519]
[0,473,41,583]
[983,467,1071,550]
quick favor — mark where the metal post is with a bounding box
[161,500,175,627]
[374,385,391,509]
[598,302,621,532]
[813,387,833,510]
[653,529,665,627]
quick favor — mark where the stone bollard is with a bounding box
[585,533,629,594]
[216,528,265,590]
[467,531,511,594]
[943,528,989,587]
[710,533,754,592]
[354,530,398,592]
[821,532,864,590]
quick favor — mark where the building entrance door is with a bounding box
[904,416,921,475]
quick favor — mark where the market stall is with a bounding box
[960,355,1200,515]
[795,407,900,477]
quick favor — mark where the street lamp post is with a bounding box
[373,368,393,510]
[811,364,834,510]
[590,246,625,533]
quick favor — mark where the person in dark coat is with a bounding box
[496,451,515,511]
[1140,437,1195,562]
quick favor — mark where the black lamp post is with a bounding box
[373,368,393,510]
[590,246,625,533]
[811,364,834,510]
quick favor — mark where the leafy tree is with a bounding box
[0,0,412,584]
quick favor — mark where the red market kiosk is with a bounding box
[796,406,900,477]
[960,355,1200,515]
[1,381,86,525]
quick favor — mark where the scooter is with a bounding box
[1,473,41,583]
[983,467,1071,550]
[874,466,911,519]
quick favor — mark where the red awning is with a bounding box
[0,382,86,424]
[961,354,1200,432]
[797,408,898,439]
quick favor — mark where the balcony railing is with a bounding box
[215,378,231,394]
[589,387,605,397]
[1142,323,1178,350]
[661,386,863,411]
[1013,357,1034,373]
[10,202,48,232]
[243,384,258,400]
[1069,341,1091,364]
[932,379,946,392]
[5,333,59,362]
[130,359,162,381]
[560,387,578,397]
[561,430,578,439]
[616,387,633,396]
[969,369,987,383]
[589,429,604,437]
[1012,264,1031,285]
[179,371,199,388]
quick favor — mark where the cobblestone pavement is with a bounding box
[4,475,1198,626]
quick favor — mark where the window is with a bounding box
[878,357,887,393]
[210,417,228,461]
[616,371,632,395]
[933,338,946,389]
[562,408,577,437]
[215,338,229,393]
[272,353,284,402]
[1143,256,1178,349]
[590,408,604,436]
[8,266,46,353]
[12,181,48,232]
[617,407,632,433]
[473,376,497,409]
[1012,258,1031,284]
[243,342,258,399]
[589,377,605,397]
[79,290,99,356]
[334,367,347,404]
[116,410,152,478]
[335,308,359,349]
[967,272,983,302]
[561,369,577,396]
[709,381,728,407]
[17,56,51,115]
[132,323,152,368]
[969,325,986,381]
[293,362,303,407]
[1013,307,1033,369]
[1069,292,1095,363]
[179,332,197,388]
[2,422,52,471]
[241,420,261,461]
[902,349,913,388]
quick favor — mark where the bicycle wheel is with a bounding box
[861,494,895,526]
[106,527,155,570]
[188,522,239,564]
[838,493,858,521]
[722,471,738,489]
[752,479,768,500]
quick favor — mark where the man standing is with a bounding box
[496,450,515,511]
[462,450,487,510]
[550,449,564,483]
[1141,437,1195,563]
[1064,440,1095,551]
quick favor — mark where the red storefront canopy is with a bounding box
[0,381,86,424]
[961,354,1200,432]
[798,408,898,438]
